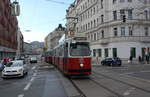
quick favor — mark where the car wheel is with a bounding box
[110,63,113,66]
[26,71,28,75]
[118,64,121,66]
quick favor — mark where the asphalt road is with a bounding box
[98,63,150,81]
[1,59,150,97]
[91,63,150,97]
[0,61,68,97]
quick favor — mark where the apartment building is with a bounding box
[44,24,67,51]
[66,0,150,60]
[16,29,24,57]
[0,0,18,59]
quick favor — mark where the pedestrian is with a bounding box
[2,58,7,65]
[146,55,149,64]
[140,56,144,64]
[129,56,133,64]
[138,56,141,63]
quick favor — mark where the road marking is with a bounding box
[24,82,31,91]
[120,72,134,75]
[140,70,150,73]
[32,66,36,70]
[30,77,35,82]
[33,72,37,77]
[123,88,135,96]
[18,94,24,97]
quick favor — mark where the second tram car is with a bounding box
[45,35,91,76]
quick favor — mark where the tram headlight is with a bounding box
[80,64,84,67]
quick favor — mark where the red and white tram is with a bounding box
[45,35,91,76]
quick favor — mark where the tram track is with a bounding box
[89,76,124,97]
[92,71,150,95]
[69,78,87,97]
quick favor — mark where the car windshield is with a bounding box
[70,42,91,56]
[5,62,23,67]
[106,58,113,61]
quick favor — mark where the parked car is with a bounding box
[2,60,28,78]
[30,57,37,63]
[101,57,122,66]
[15,56,26,64]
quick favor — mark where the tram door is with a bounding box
[63,43,68,74]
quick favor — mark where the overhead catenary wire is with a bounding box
[46,0,70,5]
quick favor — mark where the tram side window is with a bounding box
[64,44,68,57]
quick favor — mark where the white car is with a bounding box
[2,60,28,78]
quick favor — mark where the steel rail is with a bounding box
[93,71,150,94]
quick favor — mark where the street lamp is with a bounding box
[11,0,20,16]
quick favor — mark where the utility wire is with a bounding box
[46,0,70,5]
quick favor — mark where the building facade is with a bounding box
[0,0,18,59]
[23,42,32,55]
[44,24,67,51]
[66,0,150,61]
[16,29,24,57]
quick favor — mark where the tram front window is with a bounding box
[70,42,90,56]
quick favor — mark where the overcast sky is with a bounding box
[14,0,74,43]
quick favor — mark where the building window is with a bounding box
[144,0,147,4]
[97,18,99,26]
[121,27,125,36]
[101,30,104,38]
[101,15,104,23]
[94,19,96,27]
[97,32,100,40]
[145,27,149,36]
[101,0,103,9]
[93,49,96,57]
[113,28,118,37]
[86,24,87,31]
[97,5,99,13]
[88,34,90,40]
[113,0,117,4]
[113,11,117,20]
[130,47,136,58]
[128,9,133,19]
[113,48,117,57]
[120,0,125,2]
[144,10,148,20]
[105,48,109,57]
[128,0,132,2]
[88,23,90,29]
[93,7,96,15]
[98,49,102,57]
[94,33,97,40]
[91,8,93,17]
[91,21,93,28]
[120,9,125,20]
[91,34,93,41]
[129,26,133,36]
